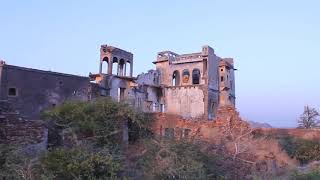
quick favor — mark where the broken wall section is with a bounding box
[152,105,248,142]
[0,101,47,152]
[134,70,163,112]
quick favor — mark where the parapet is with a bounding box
[155,51,179,63]
[100,44,133,62]
[154,45,215,64]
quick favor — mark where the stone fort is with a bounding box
[0,44,236,121]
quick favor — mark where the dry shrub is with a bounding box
[214,115,298,179]
[129,138,225,180]
[252,138,298,178]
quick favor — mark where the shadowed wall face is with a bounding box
[0,64,90,119]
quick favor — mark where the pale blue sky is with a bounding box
[1,0,319,127]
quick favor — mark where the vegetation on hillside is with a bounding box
[1,98,320,179]
[279,136,320,164]
[0,98,226,179]
[131,139,224,179]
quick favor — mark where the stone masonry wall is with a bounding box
[164,86,205,118]
[0,64,90,119]
[0,101,46,149]
[152,105,248,142]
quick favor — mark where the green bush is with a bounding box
[38,98,154,179]
[42,97,153,147]
[40,147,122,180]
[0,144,41,180]
[279,136,320,164]
[135,139,225,180]
[292,169,320,180]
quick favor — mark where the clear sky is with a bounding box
[1,0,319,127]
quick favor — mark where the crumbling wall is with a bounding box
[135,70,163,112]
[129,85,162,113]
[152,105,247,141]
[254,128,320,141]
[0,101,46,151]
[136,70,160,86]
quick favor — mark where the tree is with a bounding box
[298,106,320,129]
[220,116,255,164]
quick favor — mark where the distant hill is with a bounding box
[248,121,273,128]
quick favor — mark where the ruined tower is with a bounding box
[153,46,226,119]
[99,44,133,77]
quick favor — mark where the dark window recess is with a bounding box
[184,129,191,138]
[8,88,17,96]
[176,127,183,139]
[182,69,190,76]
[164,128,174,139]
[182,69,190,83]
[221,76,224,82]
[221,68,223,72]
[192,69,200,84]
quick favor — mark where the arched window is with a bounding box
[182,69,190,83]
[101,57,109,74]
[172,70,180,86]
[112,57,118,75]
[126,61,132,77]
[192,69,200,84]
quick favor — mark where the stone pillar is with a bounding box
[99,61,102,74]
[130,62,133,77]
[117,62,120,76]
[124,62,127,76]
[119,64,124,76]
[108,57,113,75]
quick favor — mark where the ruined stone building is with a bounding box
[90,44,236,120]
[0,44,236,121]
